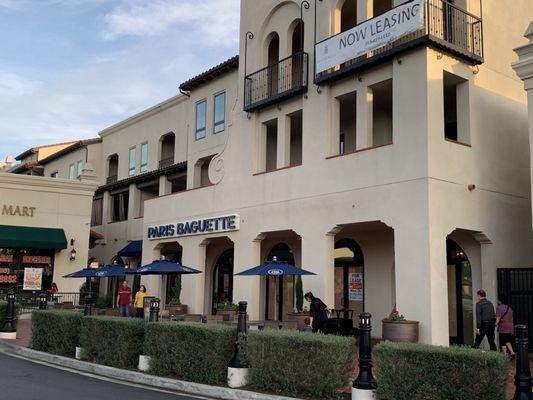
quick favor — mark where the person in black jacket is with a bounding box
[472,289,497,350]
[304,292,328,333]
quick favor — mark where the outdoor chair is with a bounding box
[183,314,203,323]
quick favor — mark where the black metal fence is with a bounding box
[0,291,85,314]
[497,268,533,352]
[244,52,308,112]
[315,0,483,83]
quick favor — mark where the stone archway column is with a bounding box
[300,229,336,310]
[394,222,449,345]
[180,237,207,314]
[233,233,263,320]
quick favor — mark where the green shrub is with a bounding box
[144,322,235,385]
[80,316,146,369]
[247,330,356,398]
[31,310,82,357]
[374,341,509,400]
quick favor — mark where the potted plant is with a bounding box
[94,295,116,316]
[216,299,238,321]
[166,277,187,315]
[286,277,309,329]
[382,305,419,343]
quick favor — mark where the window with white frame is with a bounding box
[196,100,207,140]
[140,143,148,172]
[129,147,136,176]
[77,160,83,177]
[68,163,75,180]
[213,92,226,134]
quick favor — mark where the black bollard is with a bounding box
[229,301,249,369]
[38,293,48,310]
[514,325,532,400]
[1,291,16,333]
[84,295,93,316]
[149,298,160,322]
[353,312,377,392]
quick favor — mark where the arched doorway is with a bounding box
[267,33,280,96]
[265,243,295,322]
[212,249,234,314]
[447,238,474,345]
[334,239,364,320]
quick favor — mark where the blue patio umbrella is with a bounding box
[63,268,99,278]
[92,264,130,277]
[125,260,201,275]
[236,257,316,323]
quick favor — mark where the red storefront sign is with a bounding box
[0,275,17,283]
[22,255,51,264]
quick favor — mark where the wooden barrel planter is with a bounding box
[382,320,420,343]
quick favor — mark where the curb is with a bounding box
[0,340,300,400]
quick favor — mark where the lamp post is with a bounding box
[228,301,250,388]
[0,291,17,339]
[149,298,160,322]
[352,312,377,400]
[38,292,48,310]
[513,325,532,400]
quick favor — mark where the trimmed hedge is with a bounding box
[247,330,356,398]
[31,310,82,357]
[144,322,235,385]
[80,316,146,369]
[374,341,509,400]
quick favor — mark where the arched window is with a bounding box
[291,20,304,54]
[267,33,280,96]
[107,154,118,183]
[340,0,357,32]
[159,133,175,169]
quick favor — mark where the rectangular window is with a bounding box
[264,119,278,172]
[111,191,129,222]
[91,197,103,226]
[289,110,303,166]
[371,79,393,146]
[129,147,136,176]
[443,71,469,144]
[338,91,357,154]
[196,100,207,140]
[140,143,148,173]
[77,160,83,177]
[50,171,58,178]
[213,92,226,134]
[68,164,75,180]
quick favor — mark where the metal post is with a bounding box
[352,312,377,400]
[1,292,16,333]
[84,295,93,316]
[38,293,48,310]
[514,325,532,400]
[229,301,249,369]
[149,298,160,322]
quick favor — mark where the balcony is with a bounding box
[106,175,117,184]
[315,0,483,85]
[244,52,308,112]
[159,157,174,169]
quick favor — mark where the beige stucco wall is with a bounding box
[42,143,103,183]
[140,0,533,345]
[0,173,97,293]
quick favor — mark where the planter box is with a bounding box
[104,308,119,317]
[382,320,419,343]
[216,309,237,321]
[286,313,309,330]
[165,304,188,316]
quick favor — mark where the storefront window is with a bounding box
[0,249,54,292]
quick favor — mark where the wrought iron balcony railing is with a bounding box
[244,52,308,112]
[315,0,483,84]
[159,157,174,169]
[106,175,117,184]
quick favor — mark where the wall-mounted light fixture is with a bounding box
[69,248,77,261]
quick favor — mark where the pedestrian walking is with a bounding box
[496,294,516,358]
[134,285,147,319]
[473,289,497,351]
[50,282,59,302]
[304,292,328,333]
[117,280,132,317]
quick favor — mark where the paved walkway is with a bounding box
[7,316,533,400]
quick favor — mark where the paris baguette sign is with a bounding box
[147,214,240,240]
[315,0,424,74]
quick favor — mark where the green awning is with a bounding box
[0,225,68,250]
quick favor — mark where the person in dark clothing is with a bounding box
[473,289,497,350]
[304,292,328,333]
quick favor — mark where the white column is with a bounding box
[102,191,111,225]
[233,234,262,320]
[180,237,207,314]
[159,175,172,196]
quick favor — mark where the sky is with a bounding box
[0,0,240,161]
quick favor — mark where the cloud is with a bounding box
[103,0,239,45]
[0,71,42,96]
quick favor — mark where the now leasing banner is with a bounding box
[315,0,425,74]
